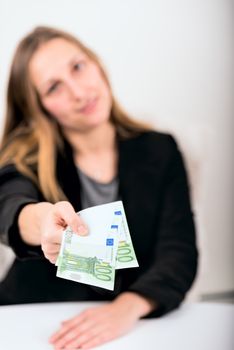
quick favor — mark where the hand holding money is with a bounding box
[40,201,88,264]
[56,201,139,290]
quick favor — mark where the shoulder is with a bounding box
[0,164,40,194]
[136,130,177,148]
[0,164,20,183]
[119,130,179,163]
[120,130,177,148]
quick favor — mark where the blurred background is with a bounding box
[0,0,233,302]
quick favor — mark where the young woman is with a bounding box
[0,26,198,349]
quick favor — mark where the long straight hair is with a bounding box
[0,26,151,202]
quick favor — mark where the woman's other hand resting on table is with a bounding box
[49,292,156,349]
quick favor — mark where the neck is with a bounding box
[63,121,117,156]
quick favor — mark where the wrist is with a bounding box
[113,292,156,319]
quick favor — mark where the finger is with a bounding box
[53,319,95,349]
[41,243,60,262]
[54,201,88,235]
[50,312,87,343]
[50,324,76,344]
[41,225,64,245]
[60,308,111,348]
[60,308,95,327]
[80,335,110,350]
[42,243,60,255]
[53,328,79,350]
[44,252,58,264]
[81,336,110,350]
[67,326,110,350]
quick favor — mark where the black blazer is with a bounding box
[0,131,198,317]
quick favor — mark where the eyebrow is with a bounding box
[39,53,85,92]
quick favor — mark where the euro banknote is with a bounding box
[56,201,138,290]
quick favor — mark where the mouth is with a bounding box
[79,98,98,114]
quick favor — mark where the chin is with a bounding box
[84,112,110,127]
[62,110,111,133]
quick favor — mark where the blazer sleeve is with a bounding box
[127,135,198,317]
[0,164,43,259]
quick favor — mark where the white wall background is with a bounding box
[0,0,233,297]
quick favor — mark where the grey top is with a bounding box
[77,167,119,209]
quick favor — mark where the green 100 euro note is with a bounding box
[56,201,138,290]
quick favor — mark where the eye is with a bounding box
[47,82,60,95]
[73,61,85,71]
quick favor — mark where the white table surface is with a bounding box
[0,302,233,349]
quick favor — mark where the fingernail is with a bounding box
[78,225,88,235]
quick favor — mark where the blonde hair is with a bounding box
[0,26,151,202]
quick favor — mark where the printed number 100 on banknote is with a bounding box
[56,201,138,290]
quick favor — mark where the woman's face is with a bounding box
[29,38,112,132]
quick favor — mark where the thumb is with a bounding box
[54,201,88,236]
[72,215,88,236]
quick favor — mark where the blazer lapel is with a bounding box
[118,135,158,254]
[56,140,82,212]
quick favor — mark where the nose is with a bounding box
[66,78,85,100]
